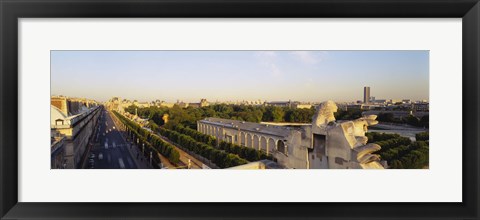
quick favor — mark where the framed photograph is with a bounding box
[1,0,479,219]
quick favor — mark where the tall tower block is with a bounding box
[364,86,370,104]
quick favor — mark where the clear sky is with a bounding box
[51,51,429,103]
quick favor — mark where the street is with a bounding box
[86,109,138,169]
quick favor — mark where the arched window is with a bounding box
[268,138,276,153]
[253,135,260,150]
[260,136,267,152]
[246,133,253,148]
[240,132,246,146]
[277,140,286,154]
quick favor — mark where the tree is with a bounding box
[404,115,420,127]
[415,132,429,141]
[272,108,284,122]
[420,115,429,128]
[262,106,285,122]
[377,113,394,122]
[335,109,363,120]
[390,160,403,169]
[169,149,180,164]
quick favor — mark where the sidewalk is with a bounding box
[125,139,152,169]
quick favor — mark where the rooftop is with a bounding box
[199,117,306,138]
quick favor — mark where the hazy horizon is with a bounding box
[51,50,429,103]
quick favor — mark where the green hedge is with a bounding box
[172,125,271,162]
[375,137,412,153]
[173,125,217,146]
[155,127,248,168]
[415,131,429,141]
[113,111,180,164]
[389,141,429,169]
[367,132,429,169]
[366,132,401,143]
[218,141,273,162]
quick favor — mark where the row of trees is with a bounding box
[171,124,273,162]
[365,132,402,143]
[218,142,274,162]
[334,109,364,120]
[127,103,429,130]
[171,125,217,146]
[113,111,180,165]
[366,132,429,169]
[377,113,429,128]
[125,104,316,129]
[153,126,248,168]
[145,132,181,165]
[335,109,429,128]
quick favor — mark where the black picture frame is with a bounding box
[1,0,479,219]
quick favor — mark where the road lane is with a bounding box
[87,109,138,169]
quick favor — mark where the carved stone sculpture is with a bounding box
[312,100,338,135]
[312,100,385,169]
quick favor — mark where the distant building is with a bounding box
[265,100,293,108]
[346,104,362,110]
[105,97,123,112]
[413,102,429,112]
[188,98,210,108]
[388,99,403,104]
[293,103,313,109]
[346,103,384,111]
[364,86,370,104]
[373,99,387,104]
[200,98,209,107]
[360,104,384,110]
[176,100,189,108]
[51,96,98,116]
[131,100,150,108]
[362,110,413,120]
[265,100,312,109]
[159,101,175,108]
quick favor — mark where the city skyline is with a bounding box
[51,50,429,102]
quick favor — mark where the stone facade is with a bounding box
[51,105,102,168]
